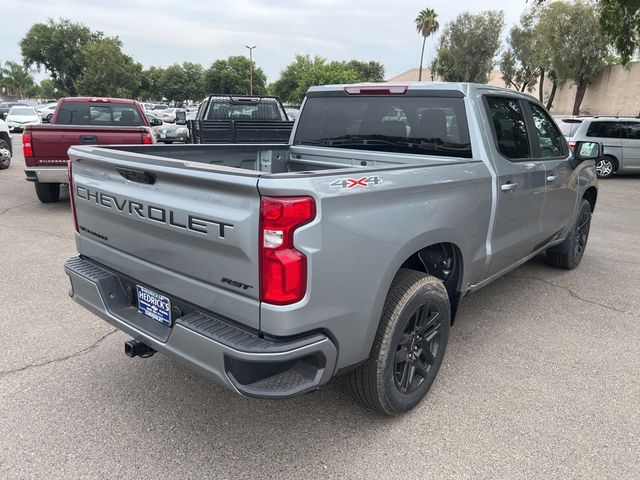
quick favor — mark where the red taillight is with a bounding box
[22,132,33,158]
[68,161,79,233]
[89,97,111,103]
[142,132,153,144]
[260,196,316,305]
[344,84,408,95]
[569,141,576,150]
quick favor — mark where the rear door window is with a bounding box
[529,103,565,158]
[586,121,622,138]
[621,121,640,140]
[485,97,530,160]
[294,95,472,158]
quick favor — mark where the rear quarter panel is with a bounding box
[258,159,493,368]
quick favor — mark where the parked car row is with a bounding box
[555,115,640,178]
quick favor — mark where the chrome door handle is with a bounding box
[501,182,518,192]
[547,175,557,182]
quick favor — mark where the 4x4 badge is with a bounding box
[330,176,383,189]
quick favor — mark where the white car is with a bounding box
[0,118,12,169]
[37,103,58,122]
[156,107,178,123]
[5,106,41,132]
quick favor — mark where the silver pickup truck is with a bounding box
[64,83,600,415]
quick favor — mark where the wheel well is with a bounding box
[400,242,463,323]
[583,186,597,212]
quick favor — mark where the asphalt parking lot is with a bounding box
[0,134,638,480]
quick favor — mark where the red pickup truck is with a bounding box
[23,97,159,202]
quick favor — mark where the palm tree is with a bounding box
[415,8,440,81]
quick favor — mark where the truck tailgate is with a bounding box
[28,125,150,166]
[69,146,262,330]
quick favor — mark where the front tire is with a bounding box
[546,199,592,269]
[345,269,451,416]
[0,139,11,169]
[34,182,61,203]
[595,156,617,178]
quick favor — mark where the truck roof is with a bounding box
[306,82,538,100]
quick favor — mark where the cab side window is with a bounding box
[486,97,530,160]
[529,103,565,158]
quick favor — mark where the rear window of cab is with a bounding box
[56,102,144,126]
[293,95,472,158]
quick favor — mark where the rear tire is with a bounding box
[345,269,451,416]
[595,156,617,178]
[34,182,61,203]
[546,199,592,270]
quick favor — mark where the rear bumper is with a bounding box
[25,167,68,183]
[64,256,337,398]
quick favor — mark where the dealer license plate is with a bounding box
[137,285,171,326]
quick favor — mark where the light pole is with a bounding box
[245,45,256,95]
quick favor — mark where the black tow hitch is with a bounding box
[124,339,156,358]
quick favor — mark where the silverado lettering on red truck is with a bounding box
[64,83,601,416]
[23,97,154,203]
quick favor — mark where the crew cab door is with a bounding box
[483,95,546,277]
[525,101,577,242]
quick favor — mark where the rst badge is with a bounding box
[330,176,383,189]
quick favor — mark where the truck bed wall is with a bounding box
[105,144,464,175]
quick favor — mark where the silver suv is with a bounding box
[570,117,640,178]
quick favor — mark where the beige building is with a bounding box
[387,63,640,116]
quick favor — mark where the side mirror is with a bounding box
[574,141,603,161]
[151,118,163,127]
[175,110,187,125]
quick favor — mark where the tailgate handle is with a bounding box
[117,168,156,185]
[80,135,97,144]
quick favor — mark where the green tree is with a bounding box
[39,78,59,98]
[271,55,322,102]
[432,11,504,83]
[500,8,541,92]
[598,0,639,64]
[20,18,102,96]
[160,62,205,102]
[538,1,608,114]
[344,60,385,82]
[0,61,37,98]
[76,37,142,98]
[138,67,165,101]
[290,60,359,104]
[271,55,383,104]
[415,8,440,81]
[204,56,267,96]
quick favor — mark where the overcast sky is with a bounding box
[1,0,529,82]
